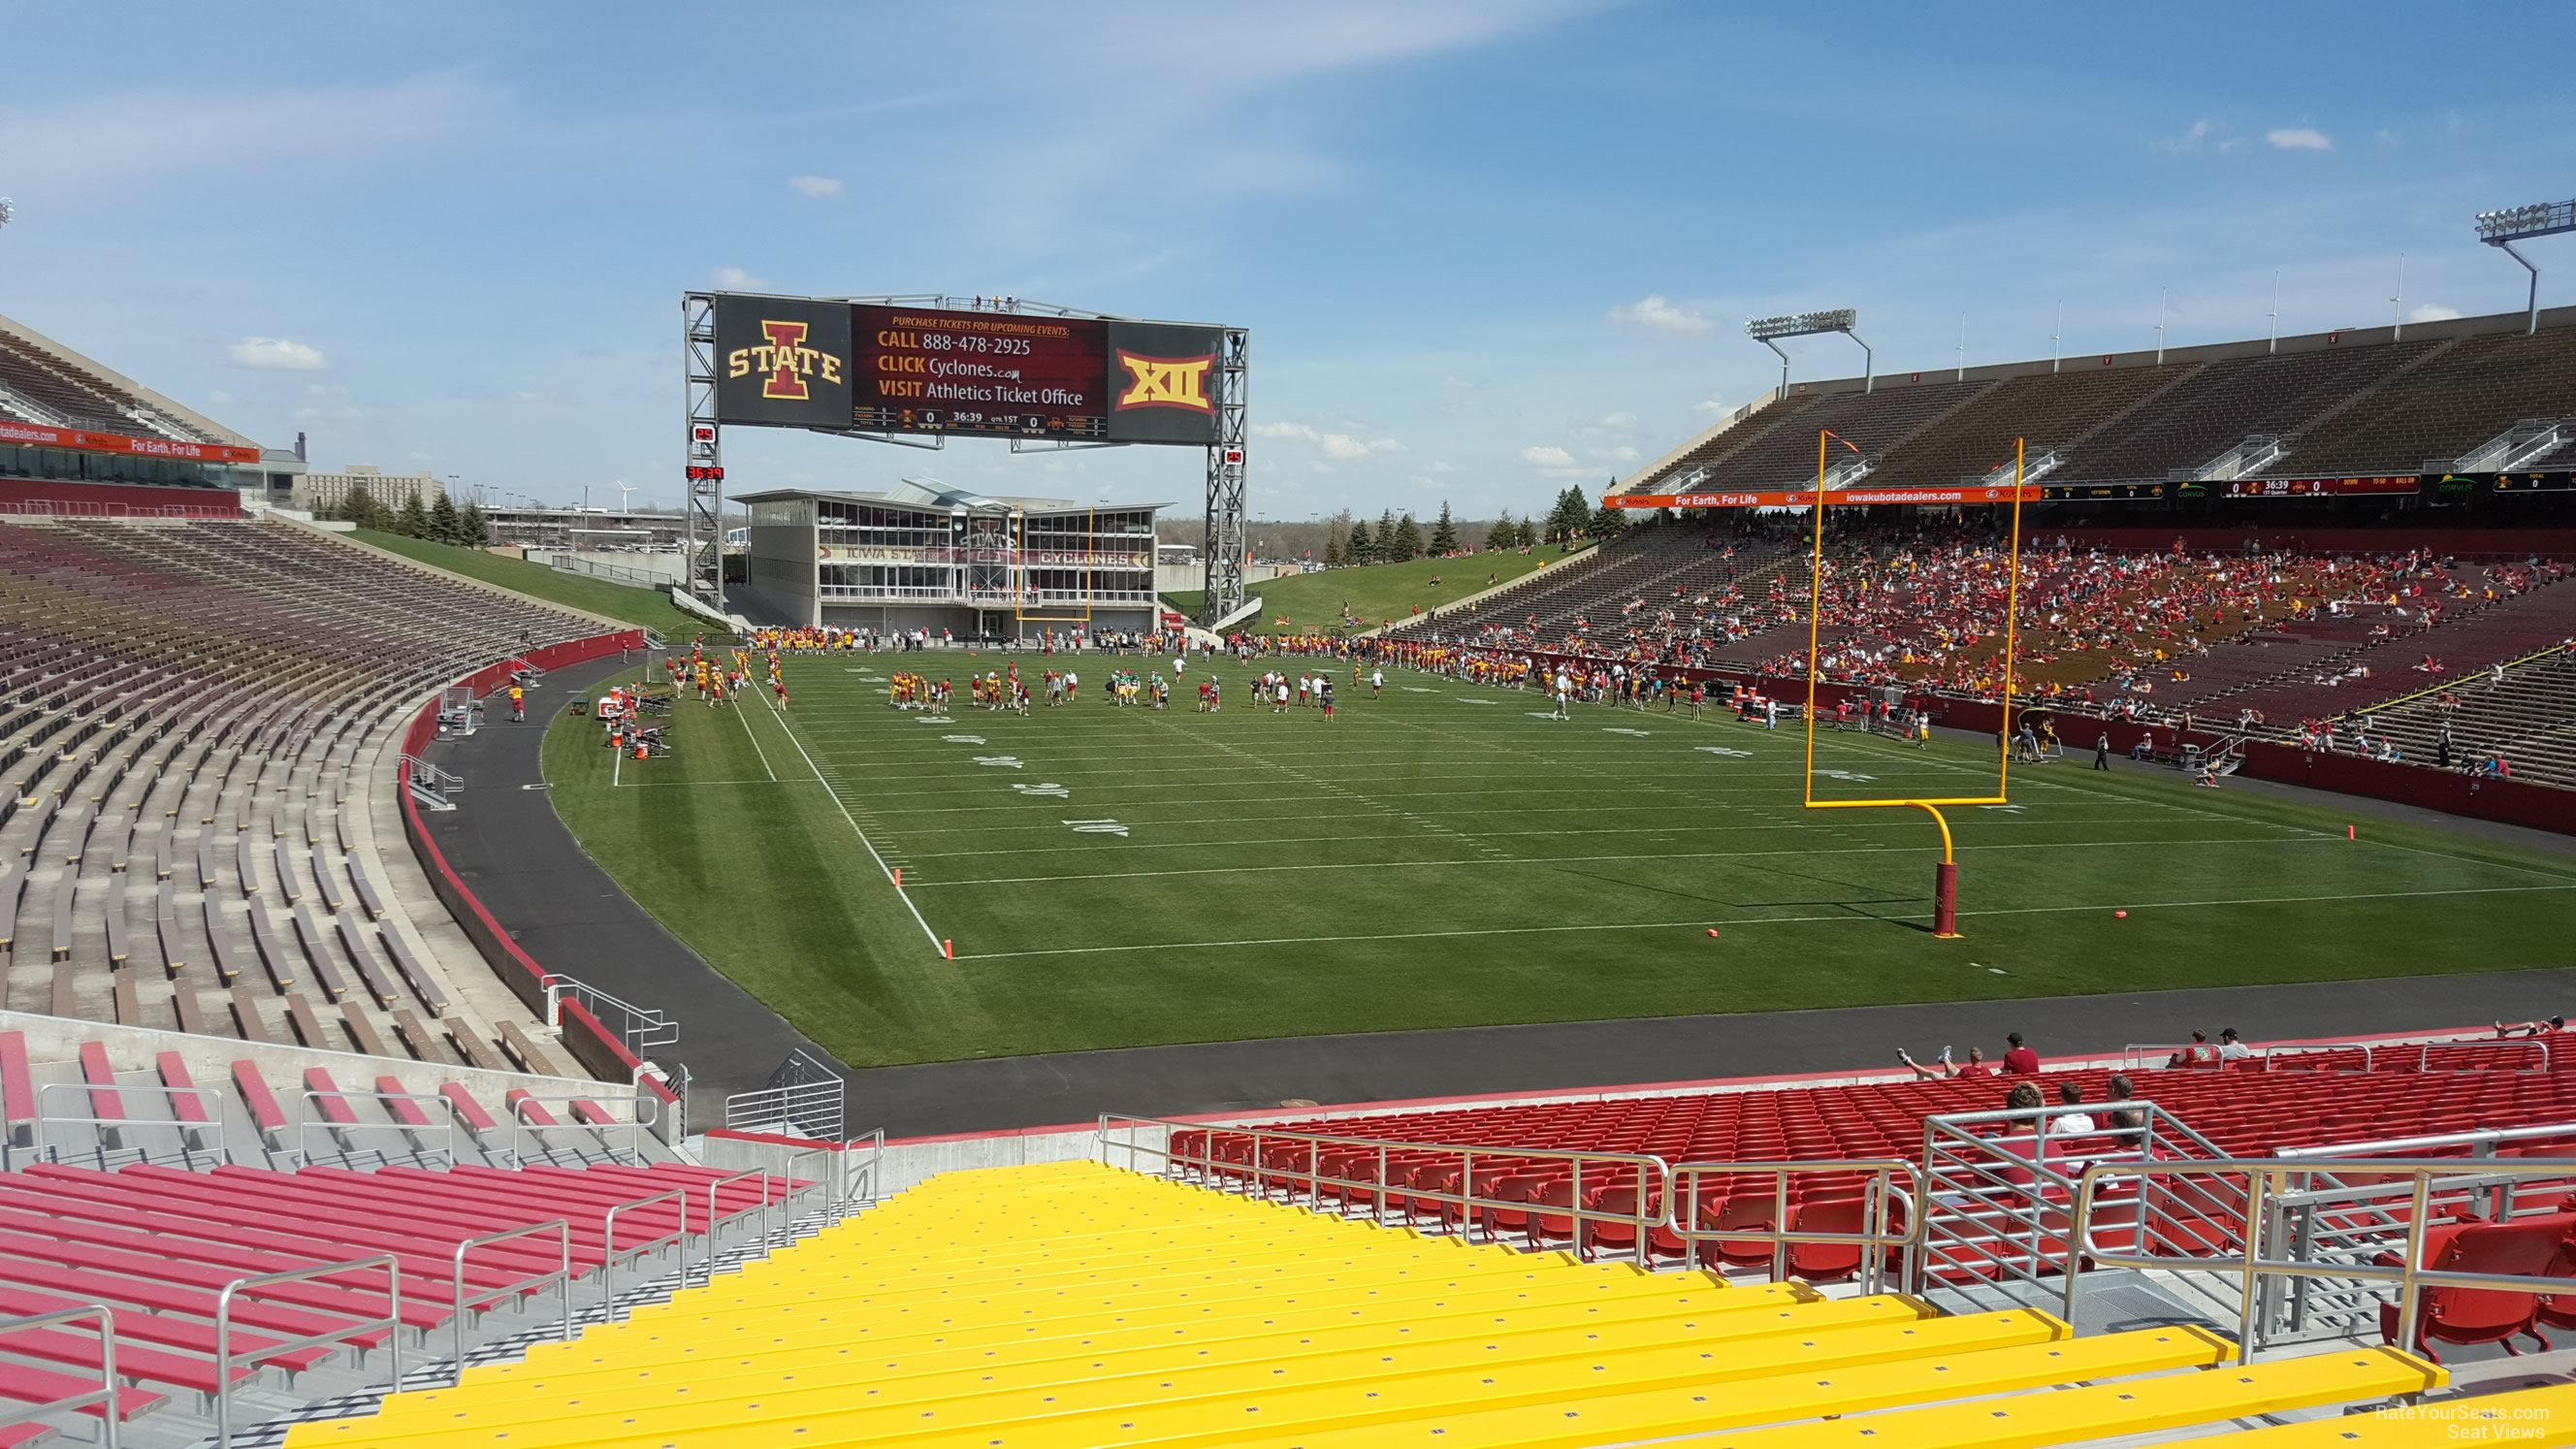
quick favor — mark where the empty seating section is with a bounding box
[285,1160,2472,1449]
[2054,340,2445,484]
[0,1156,794,1435]
[1627,391,1820,491]
[2292,328,2576,477]
[1680,379,1993,489]
[0,516,606,1059]
[1193,1047,2576,1252]
[1873,362,2199,486]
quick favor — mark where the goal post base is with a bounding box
[1931,860,1962,939]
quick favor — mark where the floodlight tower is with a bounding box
[2475,198,2576,335]
[1746,308,1871,400]
[0,198,15,234]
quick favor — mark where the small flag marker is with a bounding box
[942,939,953,959]
[2347,824,2356,840]
[2114,910,2128,918]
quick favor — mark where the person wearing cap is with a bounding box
[2001,1032,2040,1075]
[2215,1027,2252,1063]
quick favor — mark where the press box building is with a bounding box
[737,478,1165,641]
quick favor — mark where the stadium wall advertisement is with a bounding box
[714,293,1225,444]
[0,477,242,517]
[0,418,262,464]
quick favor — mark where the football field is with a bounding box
[542,652,2576,1069]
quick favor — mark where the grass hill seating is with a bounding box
[0,516,613,1063]
[283,1158,2488,1449]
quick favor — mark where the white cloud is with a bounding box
[227,338,330,371]
[2266,127,2332,151]
[1255,419,1404,461]
[713,266,766,290]
[787,175,843,198]
[1440,374,1477,391]
[1595,410,1637,431]
[1520,445,1577,468]
[2153,119,2222,155]
[207,389,234,406]
[1425,459,1459,473]
[1588,444,1640,463]
[1691,398,1729,417]
[2407,304,2462,323]
[1609,294,1710,334]
[2374,128,2401,147]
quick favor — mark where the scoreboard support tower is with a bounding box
[682,293,725,610]
[1202,328,1250,627]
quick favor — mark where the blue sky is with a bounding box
[5,0,2571,519]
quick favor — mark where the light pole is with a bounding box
[2391,253,2406,339]
[2268,272,2280,354]
[2474,199,2575,335]
[2051,300,2062,373]
[2155,287,2167,365]
[1746,308,1868,398]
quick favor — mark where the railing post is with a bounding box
[2396,1174,2432,1355]
[1570,1155,1585,1262]
[2236,1169,2269,1364]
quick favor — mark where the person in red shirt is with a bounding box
[2002,1032,2041,1075]
[1899,1045,1996,1079]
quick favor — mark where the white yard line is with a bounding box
[735,701,780,782]
[909,831,2364,888]
[950,882,2576,961]
[755,690,947,954]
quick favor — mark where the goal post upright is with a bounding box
[1800,433,2029,940]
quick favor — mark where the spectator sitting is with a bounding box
[2002,1032,2041,1074]
[1899,1044,1997,1079]
[2216,1027,2252,1063]
[2496,1015,2566,1038]
[2170,1030,2222,1068]
[2102,1074,2145,1133]
[2050,1080,2095,1135]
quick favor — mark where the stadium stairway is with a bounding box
[278,1157,2570,1449]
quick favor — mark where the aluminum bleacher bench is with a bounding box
[201,897,242,983]
[244,906,296,991]
[326,912,395,1009]
[111,973,140,1026]
[339,1004,391,1057]
[303,1068,360,1143]
[375,927,446,1014]
[170,984,208,1035]
[373,1076,434,1136]
[0,1357,165,1438]
[227,984,271,1044]
[346,858,388,919]
[447,1019,506,1073]
[283,992,331,1050]
[102,877,128,968]
[494,1019,563,1078]
[47,868,73,962]
[48,964,75,1018]
[391,1009,447,1064]
[0,861,20,959]
[273,836,301,902]
[230,1059,287,1146]
[235,832,258,896]
[289,904,347,1001]
[156,1051,211,1147]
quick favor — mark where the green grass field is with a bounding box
[539,653,2576,1068]
[350,530,707,640]
[1165,549,1577,633]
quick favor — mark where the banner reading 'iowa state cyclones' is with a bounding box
[1603,485,2046,510]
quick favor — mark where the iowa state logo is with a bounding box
[727,319,844,401]
[1115,350,1214,411]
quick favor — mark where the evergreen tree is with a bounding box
[1375,509,1399,563]
[1391,512,1424,561]
[1429,501,1459,555]
[1544,487,1588,544]
[428,492,463,543]
[1322,534,1343,567]
[1589,501,1629,539]
[1346,518,1372,563]
[459,501,490,546]
[1486,510,1518,550]
[394,492,431,538]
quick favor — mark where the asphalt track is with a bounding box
[433,655,2576,1139]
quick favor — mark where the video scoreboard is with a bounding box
[709,293,1228,446]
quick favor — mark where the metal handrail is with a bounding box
[779,1146,839,1232]
[2065,1156,2576,1365]
[297,1088,459,1170]
[1100,1113,1669,1267]
[215,1254,401,1447]
[699,1169,773,1284]
[842,1127,886,1211]
[2275,1119,2576,1163]
[1667,1159,1919,1292]
[450,1219,570,1383]
[34,1079,223,1165]
[600,1190,688,1322]
[2416,1038,2549,1073]
[505,1091,659,1166]
[0,1304,119,1448]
